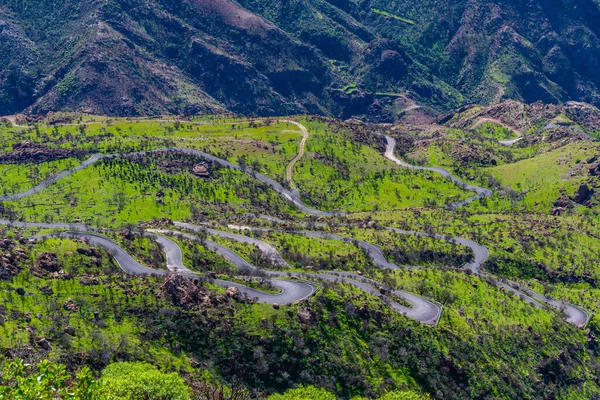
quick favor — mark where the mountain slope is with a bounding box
[0,0,599,120]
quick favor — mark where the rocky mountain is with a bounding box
[1,0,599,121]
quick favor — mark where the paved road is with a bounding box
[232,218,591,328]
[28,229,315,305]
[498,137,524,146]
[0,154,107,201]
[175,222,289,267]
[384,135,493,209]
[0,147,336,216]
[497,279,590,327]
[29,232,166,276]
[173,223,442,325]
[0,120,590,327]
[149,230,316,304]
[3,116,32,129]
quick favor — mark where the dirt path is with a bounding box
[470,117,523,145]
[3,115,32,129]
[281,120,308,187]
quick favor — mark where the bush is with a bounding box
[101,362,190,400]
[269,386,429,400]
[268,385,336,400]
[379,391,430,400]
[0,358,107,399]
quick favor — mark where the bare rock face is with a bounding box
[0,239,26,279]
[589,161,600,177]
[553,196,572,209]
[225,286,244,302]
[39,286,54,295]
[36,337,52,351]
[79,275,100,285]
[63,326,76,336]
[76,247,102,258]
[0,239,14,250]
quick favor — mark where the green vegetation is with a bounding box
[268,385,429,399]
[0,359,105,399]
[0,159,80,197]
[473,122,518,140]
[294,119,470,211]
[485,141,597,212]
[2,154,297,226]
[371,9,416,25]
[102,362,191,400]
[1,113,600,399]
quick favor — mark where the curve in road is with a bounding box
[0,148,337,217]
[470,117,523,146]
[29,230,316,305]
[0,120,590,327]
[223,219,590,328]
[29,232,166,276]
[383,135,493,210]
[158,227,442,325]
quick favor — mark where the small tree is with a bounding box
[0,358,108,399]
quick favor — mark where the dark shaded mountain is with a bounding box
[1,0,599,121]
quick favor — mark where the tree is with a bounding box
[0,358,108,399]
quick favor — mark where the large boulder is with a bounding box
[36,252,60,272]
[160,275,210,309]
[574,184,593,204]
[225,286,246,302]
[297,308,315,325]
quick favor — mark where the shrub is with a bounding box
[0,358,107,399]
[268,385,336,400]
[101,362,190,400]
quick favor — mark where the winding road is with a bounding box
[0,147,336,216]
[156,227,442,325]
[173,221,590,327]
[384,135,493,209]
[0,119,590,327]
[469,117,523,146]
[28,229,316,305]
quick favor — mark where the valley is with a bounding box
[0,104,599,398]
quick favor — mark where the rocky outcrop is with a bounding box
[76,247,102,258]
[574,184,593,205]
[225,286,245,302]
[160,275,211,310]
[36,252,60,273]
[297,308,315,325]
[589,160,600,177]
[0,238,25,279]
[62,298,77,312]
[0,142,87,164]
[36,337,52,351]
[161,275,252,309]
[192,163,210,177]
[39,285,54,295]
